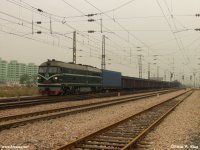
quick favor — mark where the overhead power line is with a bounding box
[82,0,177,71]
[3,1,130,66]
[156,0,194,72]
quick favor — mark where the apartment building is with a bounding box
[0,58,8,83]
[0,58,38,84]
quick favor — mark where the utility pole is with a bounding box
[170,72,173,82]
[50,16,52,34]
[138,55,142,78]
[173,57,175,72]
[130,48,132,64]
[137,47,142,78]
[100,17,103,33]
[73,31,76,64]
[193,72,196,88]
[101,35,106,70]
[157,66,159,80]
[199,75,200,88]
[182,75,184,86]
[32,19,34,34]
[148,63,150,79]
[164,70,166,81]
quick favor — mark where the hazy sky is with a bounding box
[1,0,200,84]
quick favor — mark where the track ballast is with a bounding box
[55,90,192,150]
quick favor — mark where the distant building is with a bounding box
[0,58,8,83]
[26,63,38,77]
[7,60,21,83]
[0,58,38,84]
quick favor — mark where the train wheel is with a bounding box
[61,85,67,95]
[74,87,80,94]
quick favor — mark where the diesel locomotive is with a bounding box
[37,59,180,95]
[37,59,102,95]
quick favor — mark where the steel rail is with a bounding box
[0,89,160,103]
[0,89,180,131]
[0,95,48,103]
[0,89,178,109]
[0,90,154,103]
[54,90,192,150]
[0,93,121,109]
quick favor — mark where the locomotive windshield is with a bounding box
[39,67,61,73]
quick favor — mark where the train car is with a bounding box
[170,80,181,88]
[37,59,102,95]
[121,76,178,90]
[121,76,150,89]
[102,70,121,89]
[37,59,181,95]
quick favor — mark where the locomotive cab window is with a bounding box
[38,67,61,73]
[48,67,57,73]
[38,67,47,73]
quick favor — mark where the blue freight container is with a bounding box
[102,70,121,89]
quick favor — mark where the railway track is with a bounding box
[0,95,48,103]
[54,90,193,150]
[0,89,158,103]
[0,89,178,109]
[0,92,126,109]
[0,89,181,131]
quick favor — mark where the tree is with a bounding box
[20,74,30,85]
[31,75,38,84]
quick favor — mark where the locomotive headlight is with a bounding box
[37,76,40,80]
[54,77,58,80]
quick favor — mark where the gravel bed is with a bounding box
[0,92,141,117]
[136,90,200,150]
[0,90,186,150]
[0,90,180,117]
[188,132,200,149]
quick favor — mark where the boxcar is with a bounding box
[102,70,121,89]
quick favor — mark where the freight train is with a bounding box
[37,59,180,95]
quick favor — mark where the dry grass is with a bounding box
[0,86,39,97]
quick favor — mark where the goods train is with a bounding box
[37,59,180,95]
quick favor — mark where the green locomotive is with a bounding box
[38,59,102,95]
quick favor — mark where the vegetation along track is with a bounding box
[0,89,177,109]
[0,89,180,131]
[55,90,193,150]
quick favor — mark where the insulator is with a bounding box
[86,13,97,17]
[170,73,173,78]
[36,31,42,34]
[88,19,95,22]
[196,14,200,17]
[36,21,42,24]
[88,30,95,33]
[37,9,43,12]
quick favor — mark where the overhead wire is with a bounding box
[0,27,71,50]
[162,0,196,72]
[7,0,130,61]
[61,0,136,47]
[155,0,194,73]
[1,4,127,65]
[3,0,197,79]
[6,0,184,73]
[61,0,141,63]
[82,0,178,75]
